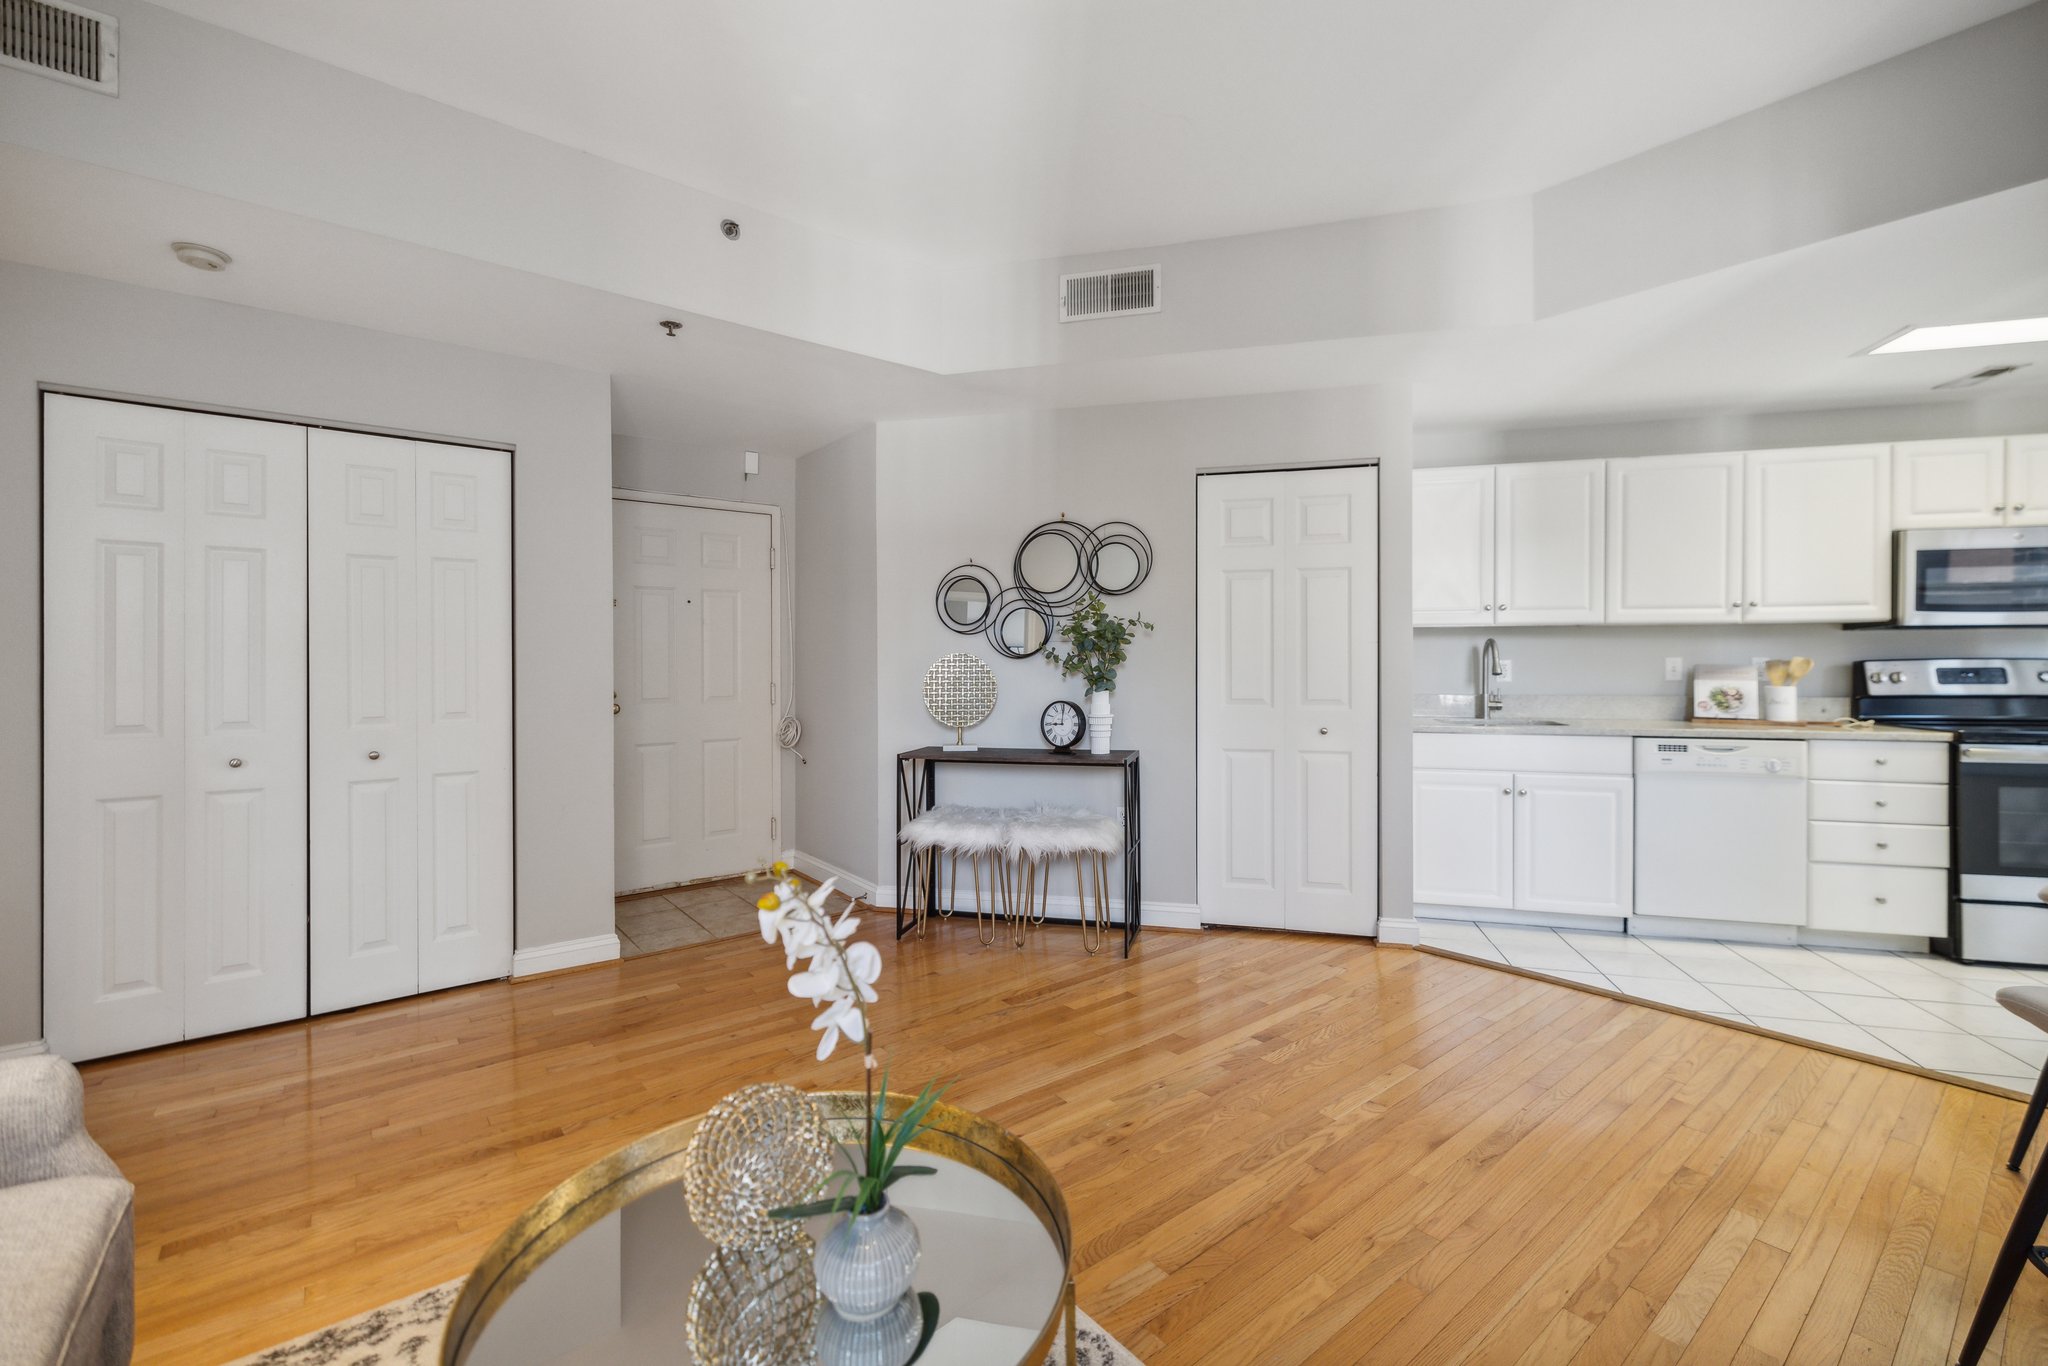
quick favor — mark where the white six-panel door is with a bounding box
[613,499,775,892]
[44,396,309,1060]
[1198,467,1378,935]
[310,429,512,1013]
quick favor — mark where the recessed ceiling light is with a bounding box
[1867,317,2048,354]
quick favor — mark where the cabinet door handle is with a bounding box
[368,750,382,761]
[1748,600,1758,608]
[1875,800,1886,808]
[1517,788,1528,796]
[1497,603,1507,611]
[227,757,243,769]
[1501,788,1512,795]
[1875,757,1887,766]
[1995,505,2008,513]
[1875,896,1888,905]
[1876,842,1889,849]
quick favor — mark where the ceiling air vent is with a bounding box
[1060,265,1160,322]
[2,0,117,93]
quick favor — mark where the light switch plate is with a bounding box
[1665,657,1685,682]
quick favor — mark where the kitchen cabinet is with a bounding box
[1412,466,1495,626]
[1513,773,1634,916]
[1743,444,1891,623]
[1413,769,1514,908]
[1606,452,1743,623]
[1413,735,1631,919]
[1494,459,1605,625]
[1808,739,1948,938]
[2005,435,2048,527]
[1893,438,2007,528]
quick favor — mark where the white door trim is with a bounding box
[610,489,784,884]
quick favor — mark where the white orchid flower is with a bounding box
[756,863,883,1065]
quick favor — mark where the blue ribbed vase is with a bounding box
[814,1199,921,1322]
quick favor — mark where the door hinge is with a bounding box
[770,816,778,840]
[770,681,777,707]
[770,545,777,570]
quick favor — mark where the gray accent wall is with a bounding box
[0,261,616,1049]
[793,427,880,884]
[866,387,1413,922]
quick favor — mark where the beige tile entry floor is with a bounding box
[615,872,858,957]
[1420,918,2048,1092]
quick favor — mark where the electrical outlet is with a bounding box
[1497,659,1513,683]
[1665,657,1685,682]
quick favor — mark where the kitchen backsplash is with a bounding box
[1412,624,2036,701]
[1414,692,1852,723]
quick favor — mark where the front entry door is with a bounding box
[1197,466,1379,935]
[613,500,775,892]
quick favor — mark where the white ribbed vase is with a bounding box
[1088,689,1113,756]
[814,1200,920,1322]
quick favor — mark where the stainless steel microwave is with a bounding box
[1894,526,2048,627]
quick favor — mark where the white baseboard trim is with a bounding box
[0,1038,50,1061]
[780,849,875,902]
[512,933,622,978]
[1376,916,1422,946]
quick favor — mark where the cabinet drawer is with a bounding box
[1808,821,1949,869]
[1808,781,1949,826]
[1807,863,1947,936]
[1808,741,1948,784]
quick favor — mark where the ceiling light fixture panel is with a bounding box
[1867,317,2048,354]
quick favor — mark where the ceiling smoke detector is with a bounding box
[171,241,231,272]
[720,219,741,241]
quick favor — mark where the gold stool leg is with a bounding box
[973,851,998,947]
[1077,855,1100,955]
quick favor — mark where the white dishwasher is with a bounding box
[1634,738,1809,927]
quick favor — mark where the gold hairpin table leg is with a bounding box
[1064,1277,1078,1365]
[973,852,997,947]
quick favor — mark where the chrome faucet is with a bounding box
[1478,637,1505,719]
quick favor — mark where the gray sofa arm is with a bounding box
[0,1057,120,1188]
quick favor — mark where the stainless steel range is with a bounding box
[1856,658,2048,965]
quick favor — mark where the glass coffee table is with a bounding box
[441,1092,1076,1366]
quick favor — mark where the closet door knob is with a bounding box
[1319,727,1329,736]
[368,750,382,761]
[227,757,243,769]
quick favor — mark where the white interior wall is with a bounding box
[612,433,800,856]
[0,261,616,1049]
[1412,392,2048,704]
[792,428,880,886]
[867,387,1413,927]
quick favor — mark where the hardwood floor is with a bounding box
[81,921,2048,1364]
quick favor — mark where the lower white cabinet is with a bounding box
[1514,773,1634,916]
[1413,736,1633,919]
[1807,864,1948,937]
[1807,741,1949,939]
[1414,769,1515,909]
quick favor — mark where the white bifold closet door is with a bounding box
[1197,466,1379,936]
[309,429,513,1013]
[43,396,308,1060]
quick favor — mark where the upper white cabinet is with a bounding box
[1412,466,1495,627]
[1743,444,1891,623]
[2009,436,2048,527]
[1494,459,1605,625]
[1892,438,2006,528]
[1606,452,1743,623]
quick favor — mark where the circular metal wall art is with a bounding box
[985,586,1055,660]
[934,563,1000,635]
[681,1083,834,1247]
[1086,521,1153,596]
[923,653,997,744]
[1013,520,1097,612]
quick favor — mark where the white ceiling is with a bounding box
[145,0,2031,262]
[7,144,2041,449]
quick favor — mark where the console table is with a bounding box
[893,748,1141,958]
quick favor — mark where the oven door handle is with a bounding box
[1959,745,2048,765]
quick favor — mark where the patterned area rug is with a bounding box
[227,1277,1143,1366]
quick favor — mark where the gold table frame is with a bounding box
[441,1091,1077,1365]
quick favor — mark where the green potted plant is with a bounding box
[1044,592,1153,755]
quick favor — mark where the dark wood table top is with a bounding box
[896,746,1138,766]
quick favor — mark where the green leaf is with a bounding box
[880,1164,937,1189]
[768,1196,856,1220]
[907,1292,941,1364]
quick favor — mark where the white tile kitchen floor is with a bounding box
[1419,918,2048,1093]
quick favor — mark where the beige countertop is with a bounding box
[1411,717,1953,743]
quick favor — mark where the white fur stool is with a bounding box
[1007,806,1123,954]
[900,805,1014,945]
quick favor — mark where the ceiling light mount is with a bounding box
[1933,364,2031,391]
[171,241,231,272]
[720,219,741,241]
[658,320,682,337]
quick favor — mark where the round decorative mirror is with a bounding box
[1086,522,1152,596]
[922,653,997,749]
[985,588,1053,660]
[1013,521,1094,611]
[934,563,999,634]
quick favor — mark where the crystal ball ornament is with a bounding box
[682,1083,834,1246]
[686,1233,822,1366]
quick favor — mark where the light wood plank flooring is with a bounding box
[81,923,2048,1364]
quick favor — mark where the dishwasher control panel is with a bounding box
[1633,738,1807,777]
